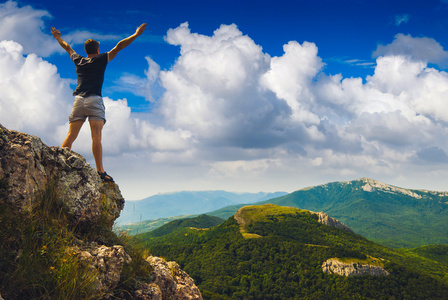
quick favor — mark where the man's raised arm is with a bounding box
[108,23,147,61]
[51,27,75,56]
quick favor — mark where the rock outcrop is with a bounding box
[73,244,132,294]
[146,256,203,300]
[322,258,390,276]
[314,211,353,233]
[0,124,202,299]
[0,123,123,230]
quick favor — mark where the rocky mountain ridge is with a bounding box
[0,124,202,299]
[342,177,448,198]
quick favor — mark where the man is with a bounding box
[51,23,146,182]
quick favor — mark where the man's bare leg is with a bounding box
[62,120,84,149]
[89,120,113,181]
[89,120,105,172]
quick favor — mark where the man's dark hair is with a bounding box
[84,39,100,55]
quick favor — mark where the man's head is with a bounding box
[84,39,100,55]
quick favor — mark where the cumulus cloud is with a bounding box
[161,22,294,148]
[151,22,448,183]
[160,22,333,152]
[373,33,448,67]
[0,40,73,143]
[261,40,323,124]
[0,1,60,56]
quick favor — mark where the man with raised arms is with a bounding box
[51,23,147,182]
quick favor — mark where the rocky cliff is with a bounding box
[314,211,353,233]
[322,258,390,277]
[0,124,202,300]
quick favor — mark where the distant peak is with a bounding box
[352,178,448,198]
[355,178,422,198]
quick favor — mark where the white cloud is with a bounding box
[0,40,73,144]
[161,23,297,148]
[114,23,448,195]
[373,33,448,67]
[368,55,448,123]
[260,40,323,124]
[160,23,335,152]
[0,1,60,57]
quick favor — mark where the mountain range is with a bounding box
[207,177,448,248]
[119,177,448,248]
[116,190,287,225]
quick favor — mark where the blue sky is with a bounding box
[2,0,448,200]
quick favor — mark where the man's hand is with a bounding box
[135,23,147,37]
[108,23,148,61]
[51,27,61,39]
[51,27,75,56]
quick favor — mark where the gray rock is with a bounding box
[314,211,353,232]
[322,258,390,276]
[146,256,203,300]
[73,244,132,294]
[0,123,124,229]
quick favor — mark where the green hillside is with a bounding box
[208,178,448,248]
[135,204,448,299]
[145,214,224,238]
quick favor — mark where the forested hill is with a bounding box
[208,177,448,248]
[146,214,224,238]
[135,204,448,299]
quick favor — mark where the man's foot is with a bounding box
[98,171,114,182]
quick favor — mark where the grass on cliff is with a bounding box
[0,177,152,300]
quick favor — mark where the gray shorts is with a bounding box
[69,95,106,124]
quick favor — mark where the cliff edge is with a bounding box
[0,124,202,300]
